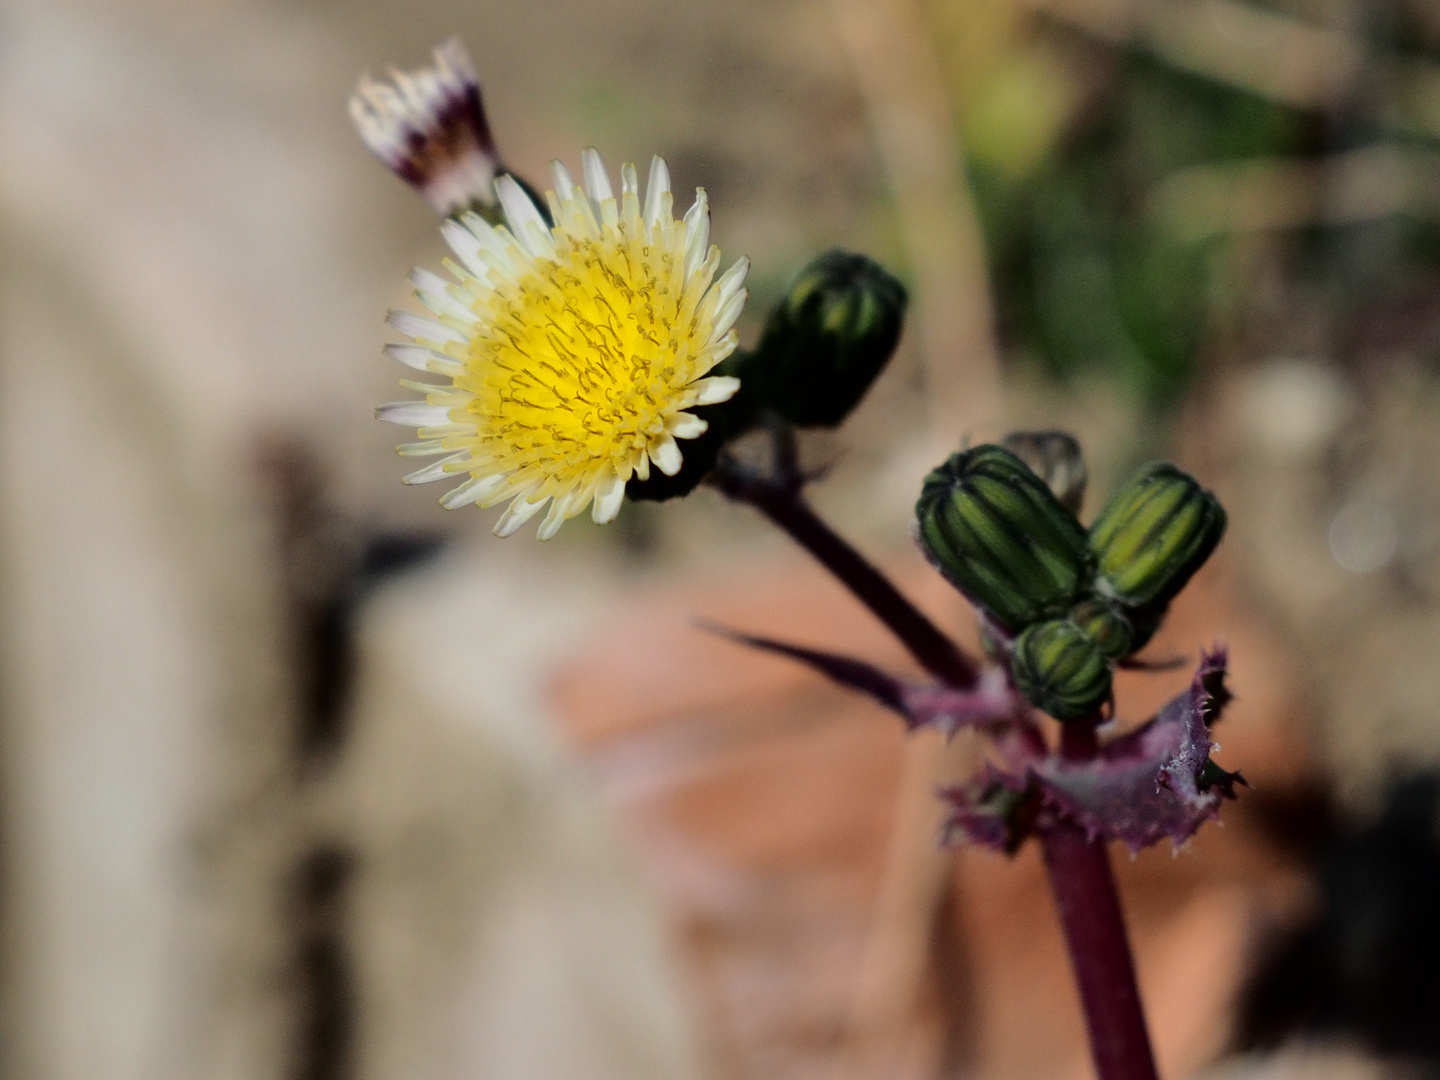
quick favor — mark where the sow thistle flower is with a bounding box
[376,149,749,539]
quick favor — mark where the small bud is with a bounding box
[1068,598,1133,660]
[1010,619,1113,721]
[915,445,1094,631]
[350,39,506,218]
[741,250,906,428]
[1001,430,1087,515]
[1089,462,1227,609]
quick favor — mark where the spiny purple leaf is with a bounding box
[697,621,1021,732]
[696,620,907,710]
[1115,654,1188,672]
[1032,647,1242,852]
[942,772,1040,854]
[900,668,1025,733]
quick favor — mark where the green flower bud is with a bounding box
[915,445,1095,631]
[1010,618,1113,721]
[1089,462,1227,609]
[741,250,906,428]
[1068,598,1133,660]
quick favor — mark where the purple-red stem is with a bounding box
[1043,722,1160,1080]
[713,468,978,689]
[718,462,1157,1080]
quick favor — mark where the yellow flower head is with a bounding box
[377,149,748,539]
[377,150,748,538]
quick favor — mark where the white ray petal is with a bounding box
[409,266,453,296]
[475,476,526,508]
[619,162,642,227]
[644,156,671,228]
[522,220,557,259]
[397,439,452,457]
[592,471,626,524]
[669,412,708,439]
[439,255,484,292]
[710,330,738,364]
[537,490,581,541]
[683,189,710,282]
[494,492,549,536]
[441,472,510,510]
[376,401,453,427]
[403,451,471,485]
[440,219,490,280]
[550,160,577,201]
[693,376,740,405]
[387,310,469,346]
[495,175,546,235]
[495,175,555,259]
[544,190,565,225]
[581,147,613,203]
[396,377,467,400]
[417,422,478,438]
[711,287,748,341]
[384,342,443,373]
[650,435,683,476]
[410,268,478,323]
[715,255,750,308]
[434,38,476,82]
[384,343,464,377]
[458,212,526,279]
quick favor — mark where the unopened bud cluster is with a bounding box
[916,444,1226,720]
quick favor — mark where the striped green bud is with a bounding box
[740,250,906,428]
[915,445,1095,631]
[1089,462,1227,609]
[1068,598,1133,660]
[1010,619,1114,721]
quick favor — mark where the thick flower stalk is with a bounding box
[709,431,1237,1080]
[376,151,749,538]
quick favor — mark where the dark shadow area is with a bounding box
[1236,772,1440,1073]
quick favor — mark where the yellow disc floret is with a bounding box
[377,149,748,539]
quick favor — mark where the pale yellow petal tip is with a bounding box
[695,375,741,406]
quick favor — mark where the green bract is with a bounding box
[740,250,906,428]
[1010,619,1113,721]
[915,445,1094,632]
[1067,598,1133,660]
[1089,462,1227,609]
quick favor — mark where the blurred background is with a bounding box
[2,0,1440,1078]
